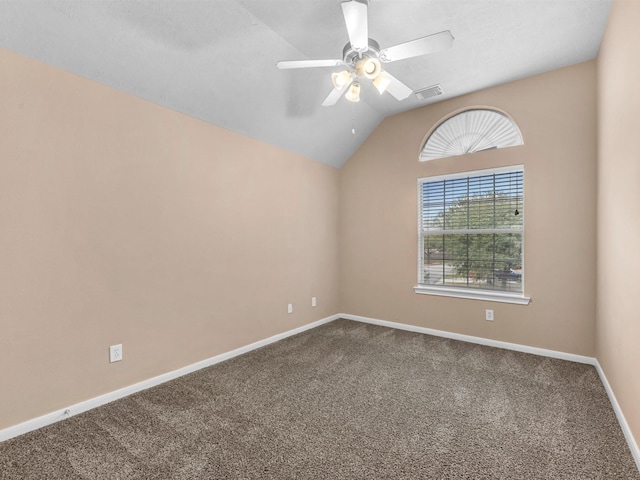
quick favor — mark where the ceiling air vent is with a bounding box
[414,84,443,101]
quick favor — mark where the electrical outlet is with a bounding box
[485,309,494,321]
[287,304,293,314]
[311,297,317,307]
[109,344,123,363]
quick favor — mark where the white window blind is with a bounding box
[418,166,524,295]
[420,109,524,162]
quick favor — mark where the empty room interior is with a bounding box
[1,0,639,478]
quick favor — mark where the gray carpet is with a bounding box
[1,319,638,479]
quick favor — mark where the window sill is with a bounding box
[413,285,531,305]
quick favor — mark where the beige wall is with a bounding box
[340,61,598,356]
[597,0,640,450]
[0,48,339,430]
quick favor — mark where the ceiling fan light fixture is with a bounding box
[373,74,391,94]
[356,57,381,79]
[275,0,454,107]
[331,70,353,90]
[345,82,361,102]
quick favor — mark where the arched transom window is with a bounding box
[420,108,523,162]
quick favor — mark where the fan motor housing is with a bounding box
[343,38,380,66]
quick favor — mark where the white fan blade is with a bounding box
[379,71,413,100]
[321,80,353,107]
[379,30,454,63]
[341,0,368,52]
[276,59,344,69]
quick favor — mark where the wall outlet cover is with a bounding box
[109,344,123,363]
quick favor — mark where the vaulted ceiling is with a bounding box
[0,0,612,168]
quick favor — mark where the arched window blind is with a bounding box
[420,108,523,162]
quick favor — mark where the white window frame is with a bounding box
[414,165,530,305]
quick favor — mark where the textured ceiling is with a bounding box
[0,0,612,168]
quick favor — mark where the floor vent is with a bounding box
[414,84,443,101]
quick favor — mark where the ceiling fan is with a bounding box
[276,0,454,106]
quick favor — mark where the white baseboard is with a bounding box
[594,360,640,472]
[339,313,640,473]
[0,314,340,443]
[340,313,597,364]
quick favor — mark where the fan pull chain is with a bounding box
[352,102,356,135]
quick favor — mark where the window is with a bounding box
[420,108,524,162]
[415,166,530,304]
